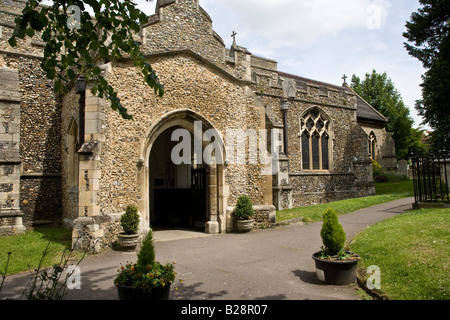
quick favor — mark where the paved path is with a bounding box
[0,197,415,301]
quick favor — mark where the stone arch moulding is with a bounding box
[138,109,228,235]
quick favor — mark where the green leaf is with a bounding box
[66,54,74,66]
[54,80,62,93]
[8,37,17,47]
[47,68,56,80]
[25,28,35,37]
[67,68,76,80]
[17,28,26,39]
[99,46,109,58]
[92,66,101,76]
[89,41,99,51]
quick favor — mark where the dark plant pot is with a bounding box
[118,233,140,251]
[312,252,359,285]
[236,219,254,233]
[117,284,171,300]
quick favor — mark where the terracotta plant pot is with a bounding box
[312,252,359,285]
[117,284,171,300]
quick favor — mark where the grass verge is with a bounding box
[276,180,413,223]
[350,208,449,300]
[0,227,77,276]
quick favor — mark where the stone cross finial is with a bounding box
[342,74,348,85]
[231,30,237,45]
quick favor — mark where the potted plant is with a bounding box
[118,205,140,251]
[312,208,360,285]
[114,229,176,300]
[234,194,255,232]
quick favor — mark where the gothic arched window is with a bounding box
[369,132,377,160]
[300,108,331,171]
[67,119,79,187]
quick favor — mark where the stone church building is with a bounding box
[0,0,396,251]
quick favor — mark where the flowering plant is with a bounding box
[114,261,176,293]
[114,229,176,293]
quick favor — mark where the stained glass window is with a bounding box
[322,133,329,170]
[300,108,331,171]
[302,132,310,170]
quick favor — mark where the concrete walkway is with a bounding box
[0,197,415,301]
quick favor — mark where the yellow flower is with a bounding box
[162,282,166,287]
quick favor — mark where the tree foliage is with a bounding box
[403,0,450,151]
[8,0,164,120]
[351,70,414,159]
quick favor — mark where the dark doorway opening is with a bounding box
[149,127,208,231]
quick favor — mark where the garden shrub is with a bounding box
[120,205,140,235]
[373,160,409,183]
[234,195,255,220]
[320,208,346,256]
[137,230,156,272]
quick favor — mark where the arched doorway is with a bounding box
[149,126,208,230]
[139,109,226,234]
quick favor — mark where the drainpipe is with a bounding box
[280,101,290,155]
[75,77,86,147]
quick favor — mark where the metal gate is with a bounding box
[411,152,450,204]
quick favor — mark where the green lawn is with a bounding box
[276,180,414,223]
[0,227,75,276]
[350,208,450,300]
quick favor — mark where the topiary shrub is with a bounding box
[137,230,156,272]
[320,208,346,256]
[234,195,255,220]
[120,205,140,235]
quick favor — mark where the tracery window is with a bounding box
[368,132,377,160]
[300,108,331,171]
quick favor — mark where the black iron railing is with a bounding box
[411,152,450,204]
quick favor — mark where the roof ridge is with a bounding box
[277,71,346,91]
[344,84,388,122]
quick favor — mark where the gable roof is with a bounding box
[345,84,388,124]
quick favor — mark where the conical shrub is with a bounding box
[137,229,156,272]
[320,208,346,256]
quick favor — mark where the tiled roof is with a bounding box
[345,85,388,124]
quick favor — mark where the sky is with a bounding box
[43,0,428,129]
